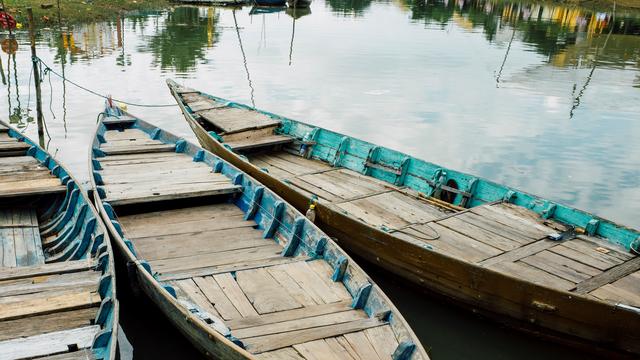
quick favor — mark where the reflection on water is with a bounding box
[0,1,639,357]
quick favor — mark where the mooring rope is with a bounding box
[35,57,177,108]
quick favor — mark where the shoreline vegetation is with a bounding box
[1,0,638,28]
[3,0,171,26]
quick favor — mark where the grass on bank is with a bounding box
[3,0,171,26]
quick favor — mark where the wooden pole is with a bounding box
[57,0,62,26]
[27,8,45,147]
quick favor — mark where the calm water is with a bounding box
[1,0,639,358]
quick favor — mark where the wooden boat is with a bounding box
[249,5,287,15]
[0,121,118,359]
[287,0,312,8]
[167,79,640,356]
[89,103,429,359]
[254,0,287,7]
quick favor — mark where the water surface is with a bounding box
[1,1,638,358]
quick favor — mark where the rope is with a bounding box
[35,57,177,108]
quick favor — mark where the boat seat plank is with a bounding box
[0,178,66,198]
[478,238,561,267]
[122,214,253,239]
[573,257,640,294]
[99,143,176,156]
[158,256,309,282]
[103,128,150,141]
[0,289,101,322]
[589,270,640,307]
[226,135,294,151]
[104,182,242,206]
[0,260,95,282]
[0,325,100,360]
[0,140,30,157]
[226,300,353,330]
[212,273,259,318]
[149,243,285,274]
[0,123,8,132]
[241,317,387,354]
[192,276,242,321]
[0,269,100,297]
[100,168,229,186]
[197,107,280,135]
[133,228,266,261]
[487,261,576,291]
[520,250,602,283]
[118,203,243,228]
[97,151,183,163]
[233,310,368,339]
[0,308,97,342]
[236,267,304,314]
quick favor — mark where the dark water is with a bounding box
[1,0,639,358]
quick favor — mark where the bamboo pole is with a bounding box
[27,8,45,147]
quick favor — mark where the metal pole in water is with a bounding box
[27,8,45,147]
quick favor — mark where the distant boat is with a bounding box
[90,103,429,359]
[287,0,312,8]
[254,0,287,7]
[172,0,247,6]
[167,79,640,357]
[249,4,287,15]
[0,120,118,360]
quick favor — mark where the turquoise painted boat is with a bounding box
[0,120,117,360]
[167,79,640,356]
[89,103,429,359]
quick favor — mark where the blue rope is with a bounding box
[36,57,177,108]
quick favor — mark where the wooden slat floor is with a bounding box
[248,152,640,309]
[0,156,66,198]
[0,209,100,359]
[98,128,242,206]
[119,203,400,358]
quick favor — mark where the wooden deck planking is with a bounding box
[0,288,102,322]
[226,135,294,152]
[212,273,259,318]
[256,347,305,360]
[0,157,65,197]
[197,107,280,135]
[0,270,100,298]
[0,208,45,268]
[488,261,576,291]
[236,268,304,314]
[0,308,97,342]
[241,317,387,354]
[226,300,353,330]
[0,325,100,360]
[589,270,640,307]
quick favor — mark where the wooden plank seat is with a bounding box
[225,135,294,152]
[97,135,242,206]
[197,107,281,136]
[0,132,30,157]
[0,156,66,198]
[0,325,100,359]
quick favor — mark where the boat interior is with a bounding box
[93,116,427,359]
[173,86,640,311]
[0,123,116,360]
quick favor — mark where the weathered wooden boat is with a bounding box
[287,0,312,8]
[172,0,247,6]
[89,103,429,359]
[254,0,287,7]
[0,120,118,360]
[167,79,640,356]
[249,5,287,15]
